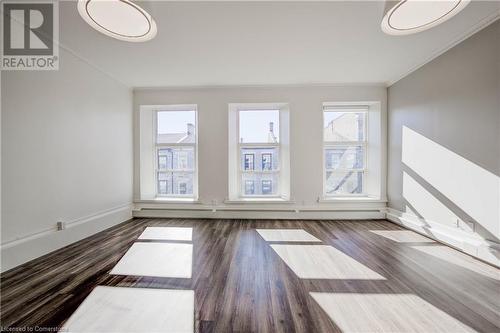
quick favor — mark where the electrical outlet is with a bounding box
[456,218,475,233]
[56,221,65,231]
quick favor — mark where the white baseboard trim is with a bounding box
[385,208,500,267]
[1,203,133,272]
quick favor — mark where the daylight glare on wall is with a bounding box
[401,126,499,241]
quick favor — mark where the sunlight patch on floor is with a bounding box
[110,242,192,278]
[370,230,434,243]
[256,229,322,242]
[310,292,476,333]
[138,227,193,241]
[412,245,500,280]
[271,244,385,279]
[62,286,194,333]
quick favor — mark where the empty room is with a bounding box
[1,1,499,332]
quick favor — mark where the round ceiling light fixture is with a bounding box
[381,0,470,35]
[77,0,157,42]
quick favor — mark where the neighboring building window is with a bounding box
[244,154,255,170]
[261,180,272,195]
[156,109,197,197]
[179,182,187,195]
[159,180,168,195]
[158,155,168,170]
[239,109,280,196]
[178,151,188,169]
[245,180,255,195]
[323,106,367,196]
[262,153,272,171]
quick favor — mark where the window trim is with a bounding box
[153,107,198,199]
[323,106,368,198]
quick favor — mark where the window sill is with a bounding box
[224,198,295,204]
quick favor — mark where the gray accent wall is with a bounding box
[387,20,500,244]
[1,47,134,271]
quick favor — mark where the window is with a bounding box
[159,179,168,194]
[155,108,197,198]
[178,151,188,169]
[179,182,187,195]
[262,153,272,171]
[245,180,255,195]
[244,154,255,171]
[262,180,272,195]
[323,106,367,196]
[238,110,280,197]
[228,103,290,200]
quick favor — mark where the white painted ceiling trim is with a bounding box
[132,82,387,92]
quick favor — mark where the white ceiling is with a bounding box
[59,1,500,88]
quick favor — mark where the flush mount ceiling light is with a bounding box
[381,0,470,35]
[77,0,157,42]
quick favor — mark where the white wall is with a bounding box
[133,85,387,218]
[1,48,134,272]
[387,20,500,266]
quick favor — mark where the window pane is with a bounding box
[158,147,195,170]
[325,171,363,195]
[239,110,279,143]
[157,172,194,195]
[157,111,196,144]
[240,147,279,171]
[325,146,364,169]
[324,112,365,142]
[241,173,279,196]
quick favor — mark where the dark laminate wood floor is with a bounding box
[1,219,499,332]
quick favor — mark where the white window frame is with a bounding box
[228,103,290,201]
[323,105,368,197]
[153,106,198,199]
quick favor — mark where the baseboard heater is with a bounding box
[135,208,382,213]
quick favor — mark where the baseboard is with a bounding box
[1,203,133,272]
[385,208,500,268]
